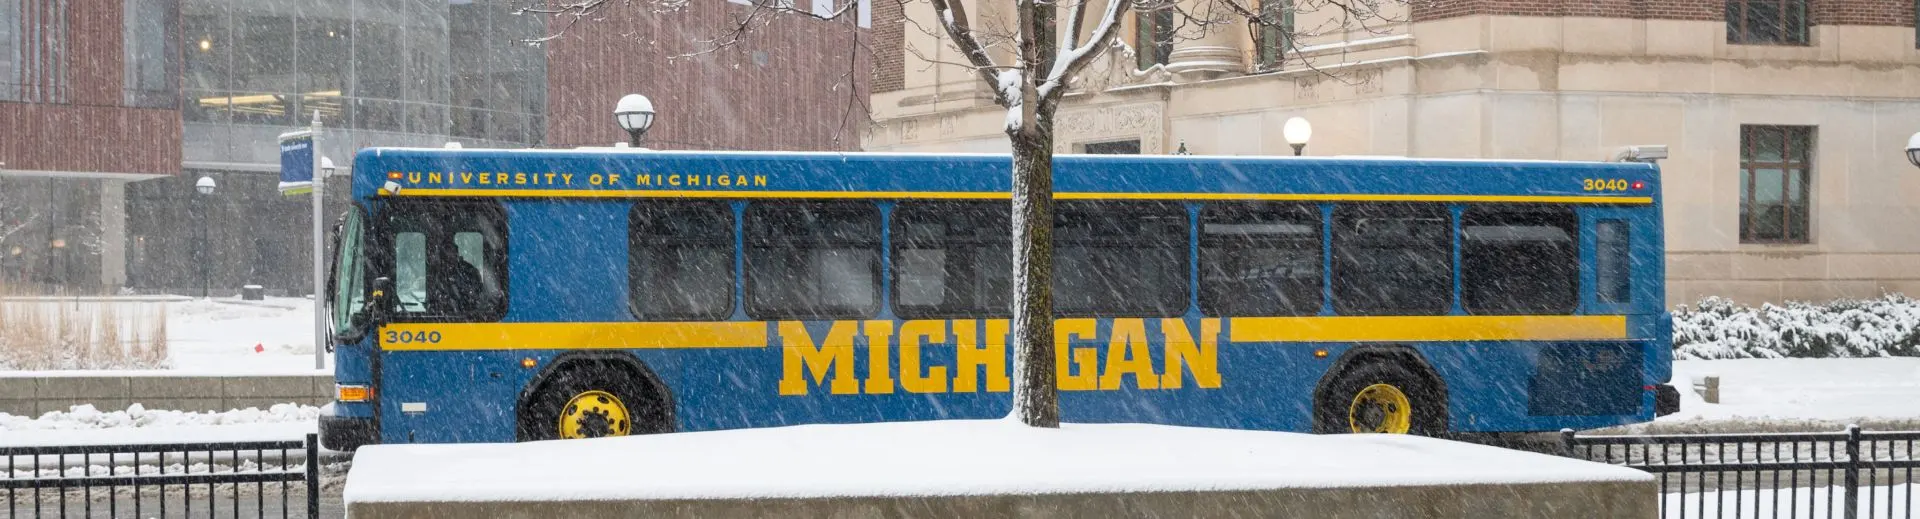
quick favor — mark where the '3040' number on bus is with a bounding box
[385,330,442,344]
[1583,179,1630,191]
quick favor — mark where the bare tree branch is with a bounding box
[1035,0,1129,104]
[928,0,1011,105]
[0,214,36,246]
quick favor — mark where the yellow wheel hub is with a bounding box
[1348,383,1413,434]
[557,390,632,439]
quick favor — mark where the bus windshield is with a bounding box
[331,209,368,337]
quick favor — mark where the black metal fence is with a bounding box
[1563,426,1920,519]
[2,433,319,518]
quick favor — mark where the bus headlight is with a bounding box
[337,384,372,402]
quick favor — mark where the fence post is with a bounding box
[1846,424,1860,519]
[1559,428,1577,458]
[307,433,321,518]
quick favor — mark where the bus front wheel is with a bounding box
[520,367,663,441]
[1314,362,1445,436]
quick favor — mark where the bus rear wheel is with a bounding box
[1315,362,1445,436]
[520,368,661,441]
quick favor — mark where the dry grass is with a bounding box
[0,283,170,370]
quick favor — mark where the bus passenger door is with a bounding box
[375,199,512,443]
[1578,205,1671,415]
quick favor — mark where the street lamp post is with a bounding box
[195,175,216,299]
[615,94,656,148]
[1906,132,1920,168]
[1283,117,1313,156]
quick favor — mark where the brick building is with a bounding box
[866,0,1920,305]
[2,0,868,295]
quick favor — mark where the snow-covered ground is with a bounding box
[1660,358,1920,424]
[0,403,319,447]
[344,419,1648,503]
[0,296,329,374]
[166,297,331,374]
[1663,484,1917,519]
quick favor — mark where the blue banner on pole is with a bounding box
[278,131,315,195]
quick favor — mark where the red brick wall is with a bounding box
[544,3,871,152]
[873,0,906,92]
[1812,0,1915,26]
[1,0,182,176]
[1412,0,1908,25]
[0,103,182,175]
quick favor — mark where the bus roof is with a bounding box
[350,148,1661,205]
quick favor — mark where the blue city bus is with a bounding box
[318,147,1679,449]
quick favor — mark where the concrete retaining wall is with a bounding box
[0,374,333,416]
[347,480,1656,519]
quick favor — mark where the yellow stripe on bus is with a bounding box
[1227,315,1629,343]
[377,322,767,351]
[378,316,1629,351]
[393,188,1652,205]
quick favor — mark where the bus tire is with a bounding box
[518,364,669,441]
[1313,361,1446,436]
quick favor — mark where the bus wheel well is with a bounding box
[1311,346,1449,434]
[515,352,676,441]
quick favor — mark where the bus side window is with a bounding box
[1199,202,1322,317]
[1459,205,1578,315]
[1055,201,1189,317]
[744,201,881,320]
[1596,220,1631,304]
[387,201,509,322]
[892,202,1012,319]
[1331,203,1451,316]
[629,201,735,321]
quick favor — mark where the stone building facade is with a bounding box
[864,0,1920,305]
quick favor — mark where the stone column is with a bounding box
[98,180,127,290]
[1164,10,1246,81]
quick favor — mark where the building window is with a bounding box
[1739,125,1813,244]
[8,0,70,103]
[122,0,178,108]
[630,201,736,321]
[1726,0,1808,46]
[1082,140,1141,154]
[1255,0,1293,70]
[1135,9,1173,70]
[0,0,16,101]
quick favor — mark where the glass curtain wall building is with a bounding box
[127,0,547,295]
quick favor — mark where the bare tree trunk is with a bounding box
[1009,126,1059,428]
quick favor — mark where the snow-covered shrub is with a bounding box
[0,300,169,370]
[1672,294,1920,360]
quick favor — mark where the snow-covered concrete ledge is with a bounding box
[344,420,1655,519]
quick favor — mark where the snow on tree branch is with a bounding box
[1035,0,1130,102]
[928,0,1010,105]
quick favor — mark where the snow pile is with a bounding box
[0,403,321,447]
[1672,295,1920,360]
[346,419,1648,503]
[0,402,320,431]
